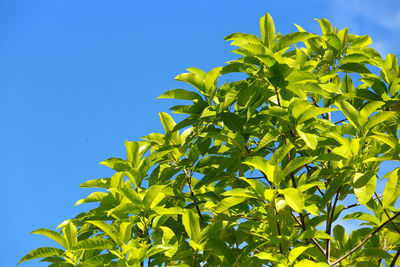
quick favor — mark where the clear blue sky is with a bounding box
[1,1,399,266]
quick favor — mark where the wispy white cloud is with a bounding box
[328,0,400,30]
[378,11,400,29]
[327,0,400,56]
[370,41,390,57]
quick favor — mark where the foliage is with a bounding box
[20,12,400,267]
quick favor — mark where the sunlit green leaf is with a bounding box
[382,168,400,208]
[282,188,305,212]
[18,247,65,265]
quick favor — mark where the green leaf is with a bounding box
[320,174,344,208]
[316,18,333,35]
[220,112,243,132]
[206,238,236,265]
[270,142,294,166]
[81,254,114,266]
[221,62,258,75]
[336,101,362,130]
[255,252,286,263]
[80,178,110,189]
[242,156,269,179]
[297,107,337,123]
[360,101,385,119]
[343,212,380,226]
[224,32,263,45]
[298,130,317,150]
[280,157,315,181]
[259,12,276,48]
[369,133,398,149]
[358,248,391,259]
[215,196,247,213]
[100,158,131,172]
[118,185,142,205]
[107,203,141,216]
[289,99,312,119]
[152,206,183,215]
[255,129,280,151]
[288,245,312,264]
[175,71,205,93]
[240,177,267,198]
[31,229,67,249]
[364,111,396,131]
[159,112,180,145]
[295,260,329,267]
[274,32,318,52]
[157,88,202,100]
[353,172,376,205]
[87,221,120,245]
[299,230,333,240]
[72,238,115,250]
[182,209,201,243]
[143,185,166,210]
[341,74,356,94]
[338,63,371,74]
[124,140,149,168]
[62,222,77,250]
[159,112,176,133]
[18,247,65,265]
[205,67,222,98]
[75,191,108,206]
[333,225,348,250]
[282,188,305,212]
[382,168,400,208]
[349,34,372,48]
[119,222,133,244]
[341,53,371,64]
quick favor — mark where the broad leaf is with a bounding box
[282,188,305,212]
[18,247,65,265]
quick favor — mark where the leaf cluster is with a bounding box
[20,12,400,267]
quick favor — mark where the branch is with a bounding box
[331,211,400,266]
[326,186,341,263]
[390,247,400,267]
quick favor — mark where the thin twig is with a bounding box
[291,211,326,256]
[374,192,400,234]
[275,206,283,254]
[343,194,383,210]
[334,118,348,125]
[182,168,203,220]
[331,211,400,266]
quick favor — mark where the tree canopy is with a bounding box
[19,12,400,267]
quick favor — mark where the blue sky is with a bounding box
[1,1,399,266]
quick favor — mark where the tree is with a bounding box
[19,12,400,267]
